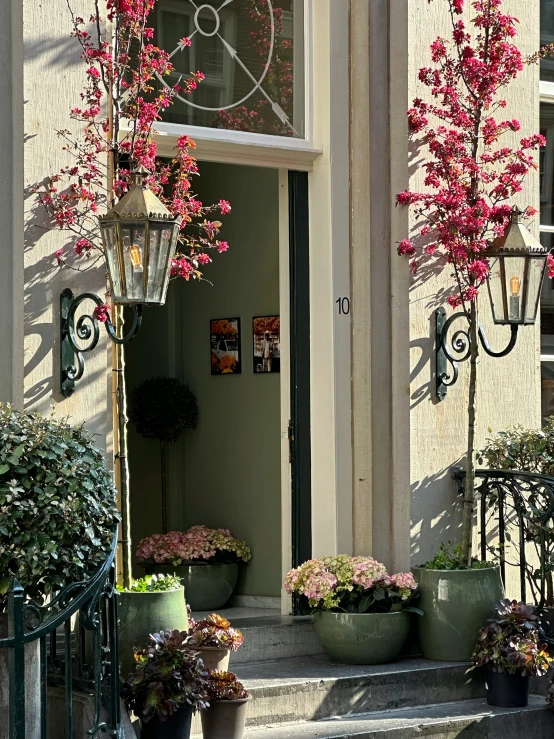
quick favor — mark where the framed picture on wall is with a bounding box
[211,318,241,375]
[253,316,280,373]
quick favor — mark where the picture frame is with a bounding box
[253,316,280,373]
[210,318,241,375]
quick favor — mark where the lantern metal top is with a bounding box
[488,205,546,255]
[99,171,180,224]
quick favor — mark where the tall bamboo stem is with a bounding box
[461,299,479,565]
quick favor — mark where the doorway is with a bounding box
[125,162,310,610]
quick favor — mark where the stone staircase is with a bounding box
[187,611,554,739]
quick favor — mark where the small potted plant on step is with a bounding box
[469,600,552,708]
[117,573,189,678]
[136,526,251,610]
[201,671,250,739]
[122,629,209,739]
[284,555,421,665]
[188,612,244,672]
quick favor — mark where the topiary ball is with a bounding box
[0,404,120,606]
[128,376,199,443]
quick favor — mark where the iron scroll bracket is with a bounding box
[435,308,519,401]
[60,288,143,398]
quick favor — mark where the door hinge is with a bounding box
[288,420,294,464]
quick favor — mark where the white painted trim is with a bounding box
[279,169,292,616]
[540,80,554,103]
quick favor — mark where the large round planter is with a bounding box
[412,566,503,662]
[197,647,230,673]
[118,586,188,679]
[312,611,411,665]
[0,615,40,739]
[484,668,529,708]
[200,698,250,739]
[141,707,193,739]
[147,563,239,611]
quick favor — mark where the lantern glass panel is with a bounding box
[524,255,548,324]
[121,223,148,303]
[503,255,527,323]
[487,255,508,323]
[101,222,123,301]
[146,223,177,304]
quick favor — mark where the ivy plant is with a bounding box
[0,404,119,609]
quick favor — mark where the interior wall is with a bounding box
[127,162,282,598]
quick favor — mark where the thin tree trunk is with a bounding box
[160,440,168,534]
[461,299,479,566]
[116,332,133,590]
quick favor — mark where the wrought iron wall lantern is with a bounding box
[61,173,182,397]
[436,206,549,401]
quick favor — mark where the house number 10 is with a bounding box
[336,297,350,315]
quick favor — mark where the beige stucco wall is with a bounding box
[7,1,110,448]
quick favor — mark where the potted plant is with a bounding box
[284,555,421,665]
[117,574,189,678]
[470,600,552,707]
[413,543,504,662]
[201,671,250,739]
[129,377,199,534]
[0,404,120,739]
[136,526,252,610]
[123,629,209,739]
[188,612,244,672]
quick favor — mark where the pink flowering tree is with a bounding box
[33,0,232,313]
[396,0,554,564]
[32,0,233,587]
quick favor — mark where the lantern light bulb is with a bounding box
[510,275,521,297]
[129,244,143,270]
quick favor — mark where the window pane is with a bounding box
[541,0,554,81]
[540,103,554,398]
[153,0,305,138]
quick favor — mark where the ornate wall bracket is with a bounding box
[60,288,143,398]
[435,307,519,401]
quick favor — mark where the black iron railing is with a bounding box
[455,469,554,614]
[0,531,122,738]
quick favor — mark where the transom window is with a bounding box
[153,0,305,138]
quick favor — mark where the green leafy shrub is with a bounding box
[117,573,182,593]
[0,404,119,608]
[421,543,491,570]
[479,419,554,475]
[122,630,209,722]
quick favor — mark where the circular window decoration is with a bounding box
[161,0,275,114]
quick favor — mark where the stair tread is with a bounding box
[240,696,550,738]
[233,655,470,690]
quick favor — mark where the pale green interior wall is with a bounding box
[126,163,282,598]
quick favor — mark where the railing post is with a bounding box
[8,579,26,739]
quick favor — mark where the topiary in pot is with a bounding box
[129,376,198,534]
[0,403,120,739]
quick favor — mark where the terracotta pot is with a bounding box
[197,647,230,673]
[312,611,411,665]
[200,698,250,739]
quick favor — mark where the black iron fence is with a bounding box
[456,468,554,616]
[0,531,122,739]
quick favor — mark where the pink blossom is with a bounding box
[93,303,110,323]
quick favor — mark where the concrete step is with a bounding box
[190,655,487,735]
[239,696,553,739]
[192,611,325,665]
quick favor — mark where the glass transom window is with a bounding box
[154,0,305,138]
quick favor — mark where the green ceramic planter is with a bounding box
[312,611,411,665]
[151,563,239,611]
[412,566,504,662]
[118,586,188,679]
